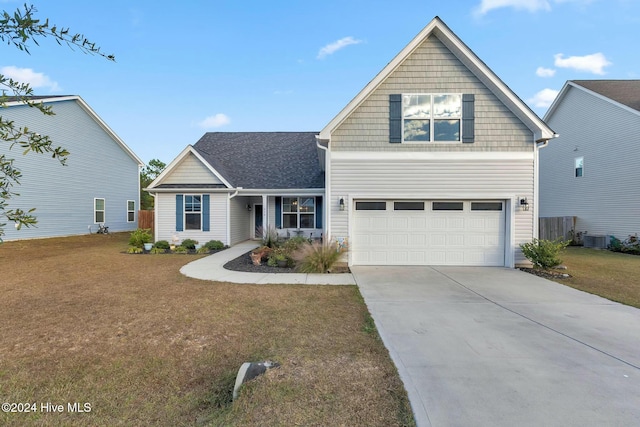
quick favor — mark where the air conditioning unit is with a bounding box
[583,235,609,249]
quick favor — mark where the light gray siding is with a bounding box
[229,196,251,245]
[540,86,640,238]
[0,99,140,241]
[162,153,223,184]
[155,192,228,245]
[331,35,533,152]
[330,155,535,265]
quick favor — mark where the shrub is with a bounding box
[282,236,309,253]
[205,240,225,250]
[129,228,152,248]
[150,247,166,254]
[127,246,143,254]
[610,234,640,255]
[154,240,170,250]
[181,239,198,250]
[173,245,188,254]
[197,246,210,254]
[292,241,345,273]
[259,225,281,248]
[267,247,291,267]
[520,238,570,270]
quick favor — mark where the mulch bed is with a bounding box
[518,267,571,280]
[223,251,351,274]
[224,251,296,273]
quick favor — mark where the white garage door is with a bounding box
[352,200,505,266]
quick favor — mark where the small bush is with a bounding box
[205,240,225,250]
[173,245,188,254]
[282,236,309,254]
[610,234,640,255]
[181,239,198,250]
[129,228,152,248]
[293,241,345,273]
[267,247,291,267]
[259,226,281,248]
[520,238,570,269]
[127,246,143,254]
[150,247,166,254]
[197,246,210,254]
[154,240,170,250]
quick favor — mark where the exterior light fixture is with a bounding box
[339,197,345,211]
[247,204,252,212]
[519,197,530,211]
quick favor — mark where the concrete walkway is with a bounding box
[180,240,356,285]
[352,266,640,427]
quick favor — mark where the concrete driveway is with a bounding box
[351,266,640,427]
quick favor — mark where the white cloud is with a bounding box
[317,36,363,59]
[553,52,611,75]
[0,66,60,92]
[528,88,560,108]
[475,0,551,15]
[197,113,230,129]
[536,67,556,77]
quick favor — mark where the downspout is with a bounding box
[533,134,557,240]
[316,139,329,241]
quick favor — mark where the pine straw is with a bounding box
[0,233,413,426]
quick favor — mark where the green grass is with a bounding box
[553,247,640,308]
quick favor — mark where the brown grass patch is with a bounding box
[0,233,413,426]
[552,247,640,308]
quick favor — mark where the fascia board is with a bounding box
[148,145,233,189]
[319,17,555,141]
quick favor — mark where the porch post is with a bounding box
[262,194,267,239]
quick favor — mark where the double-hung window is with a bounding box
[575,157,583,177]
[282,197,315,229]
[403,94,462,142]
[127,200,135,222]
[184,195,202,230]
[94,198,105,223]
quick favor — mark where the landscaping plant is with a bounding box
[293,240,345,273]
[205,240,225,251]
[128,228,153,249]
[181,239,198,250]
[520,238,570,270]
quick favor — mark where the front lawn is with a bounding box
[553,247,640,308]
[0,233,413,426]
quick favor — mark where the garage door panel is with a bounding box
[353,200,505,266]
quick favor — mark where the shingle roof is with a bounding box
[572,80,640,112]
[193,132,324,189]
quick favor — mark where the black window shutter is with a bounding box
[389,94,402,143]
[275,197,282,228]
[175,194,184,231]
[462,94,475,143]
[315,196,322,229]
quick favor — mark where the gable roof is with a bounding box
[545,80,640,120]
[319,16,555,142]
[4,95,144,166]
[192,132,324,189]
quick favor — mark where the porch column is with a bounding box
[262,194,267,239]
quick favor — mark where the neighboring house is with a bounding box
[148,16,555,267]
[540,80,640,241]
[1,96,144,241]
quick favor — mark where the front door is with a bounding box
[254,204,263,238]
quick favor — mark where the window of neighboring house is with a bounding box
[282,197,315,228]
[184,195,202,230]
[575,157,584,177]
[403,94,462,142]
[127,200,135,222]
[94,198,105,223]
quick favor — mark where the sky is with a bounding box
[1,0,639,165]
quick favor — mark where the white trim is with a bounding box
[331,151,534,161]
[148,145,233,189]
[126,200,135,223]
[319,17,554,141]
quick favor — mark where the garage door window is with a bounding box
[394,201,424,210]
[432,201,463,211]
[355,201,386,210]
[471,202,502,211]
